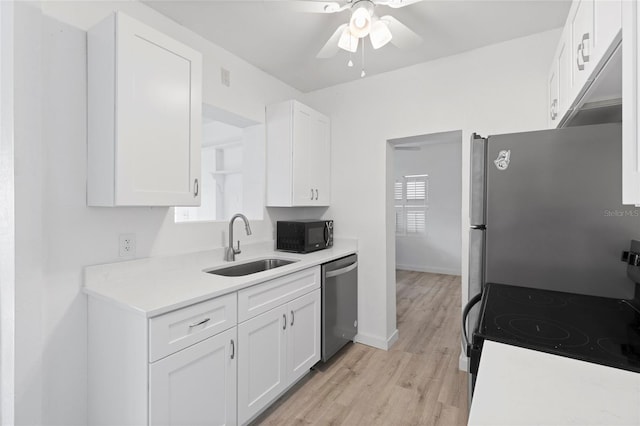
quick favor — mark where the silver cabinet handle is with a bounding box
[581,32,590,63]
[230,339,235,359]
[576,44,584,71]
[315,189,319,200]
[283,314,287,330]
[188,317,210,328]
[290,310,295,326]
[576,32,590,71]
[310,189,314,200]
[194,178,199,197]
[550,99,558,120]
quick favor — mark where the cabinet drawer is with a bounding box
[238,267,320,323]
[149,293,237,362]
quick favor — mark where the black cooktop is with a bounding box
[475,283,640,373]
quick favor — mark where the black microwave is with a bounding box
[276,220,333,253]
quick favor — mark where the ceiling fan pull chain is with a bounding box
[348,34,355,67]
[361,44,365,77]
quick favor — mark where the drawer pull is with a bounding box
[230,339,235,359]
[291,310,295,326]
[283,314,287,330]
[576,32,590,71]
[188,317,210,328]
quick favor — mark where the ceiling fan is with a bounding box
[271,0,424,58]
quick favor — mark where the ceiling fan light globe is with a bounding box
[370,20,393,49]
[354,16,367,29]
[337,28,359,53]
[349,7,372,38]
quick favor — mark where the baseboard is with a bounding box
[459,352,469,372]
[396,264,461,276]
[386,329,399,349]
[355,329,399,351]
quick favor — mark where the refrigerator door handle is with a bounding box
[462,293,483,355]
[470,134,487,226]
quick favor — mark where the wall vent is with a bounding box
[221,67,231,87]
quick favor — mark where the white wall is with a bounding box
[394,138,462,275]
[302,28,560,350]
[12,2,306,424]
[0,1,15,423]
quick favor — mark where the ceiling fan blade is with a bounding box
[263,0,349,13]
[317,23,349,58]
[375,0,423,8]
[380,15,422,49]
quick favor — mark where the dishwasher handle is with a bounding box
[325,261,358,278]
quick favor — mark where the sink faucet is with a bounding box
[225,213,252,261]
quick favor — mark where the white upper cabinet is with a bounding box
[547,0,621,128]
[623,1,640,204]
[569,0,595,100]
[548,29,570,127]
[88,12,202,206]
[266,100,331,207]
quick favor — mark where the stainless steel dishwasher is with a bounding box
[321,254,358,362]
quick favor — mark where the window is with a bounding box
[395,174,428,235]
[174,110,265,223]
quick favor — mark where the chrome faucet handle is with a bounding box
[235,240,241,254]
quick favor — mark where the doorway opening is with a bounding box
[390,130,463,275]
[387,130,463,357]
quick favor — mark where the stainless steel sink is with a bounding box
[205,258,298,277]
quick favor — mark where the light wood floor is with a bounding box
[253,270,468,426]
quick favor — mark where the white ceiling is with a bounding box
[143,0,571,93]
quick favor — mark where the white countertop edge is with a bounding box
[469,340,640,426]
[84,239,358,318]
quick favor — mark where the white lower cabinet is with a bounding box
[238,305,288,424]
[88,266,322,426]
[287,290,321,383]
[238,289,321,425]
[150,327,237,426]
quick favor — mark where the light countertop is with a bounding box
[84,239,357,317]
[468,340,640,425]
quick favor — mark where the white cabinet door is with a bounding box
[623,0,640,204]
[310,112,331,205]
[88,12,202,207]
[548,29,571,128]
[238,305,288,425]
[557,29,571,121]
[594,0,621,60]
[569,0,595,101]
[286,289,321,384]
[149,327,237,426]
[548,58,560,128]
[292,102,314,205]
[266,100,331,207]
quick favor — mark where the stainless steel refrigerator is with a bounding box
[465,123,640,345]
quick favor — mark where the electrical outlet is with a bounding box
[119,234,136,258]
